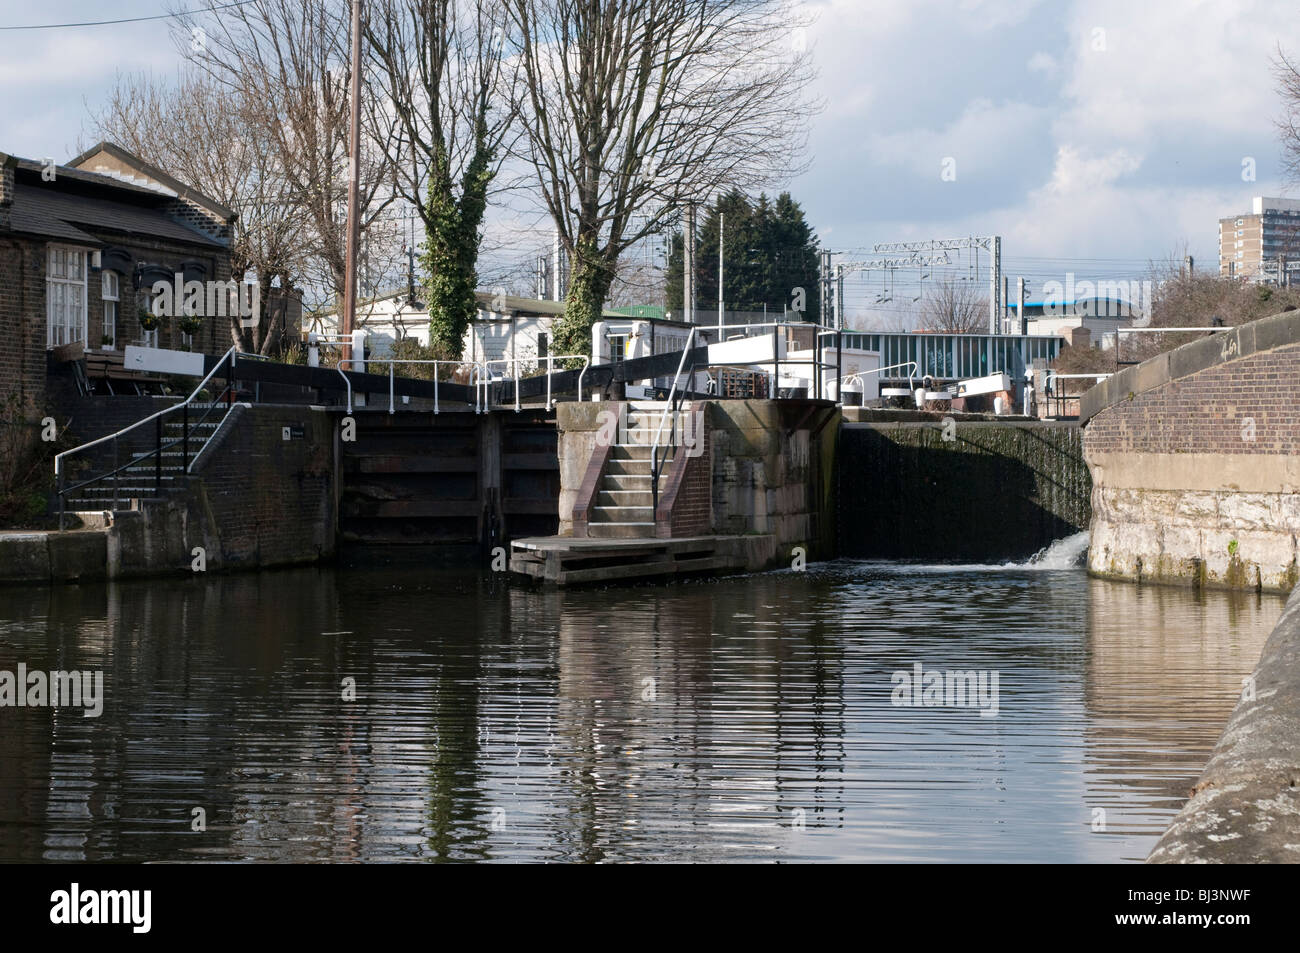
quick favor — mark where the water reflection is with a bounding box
[0,560,1282,862]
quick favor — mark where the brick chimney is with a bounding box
[0,153,15,232]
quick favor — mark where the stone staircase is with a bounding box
[63,408,228,513]
[586,403,690,539]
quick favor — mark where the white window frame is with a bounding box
[101,271,119,349]
[46,245,89,349]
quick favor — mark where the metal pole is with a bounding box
[340,0,363,365]
[684,201,696,325]
[154,414,162,495]
[837,330,843,404]
[389,363,394,414]
[990,235,1001,334]
[772,324,780,399]
[1018,277,1026,335]
[718,209,724,332]
[182,401,189,471]
[835,264,844,330]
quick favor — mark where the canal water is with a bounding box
[0,535,1284,863]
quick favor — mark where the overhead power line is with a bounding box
[0,0,256,31]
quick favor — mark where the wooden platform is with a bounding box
[509,534,760,586]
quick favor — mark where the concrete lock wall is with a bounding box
[839,415,1090,561]
[555,399,838,564]
[1082,310,1300,592]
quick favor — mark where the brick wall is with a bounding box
[1082,312,1300,590]
[0,238,48,409]
[187,405,335,568]
[663,410,711,537]
[1083,343,1300,457]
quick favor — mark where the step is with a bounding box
[590,505,654,522]
[586,522,656,539]
[163,420,222,429]
[131,449,206,460]
[610,444,654,460]
[76,485,169,495]
[601,472,669,491]
[597,489,653,507]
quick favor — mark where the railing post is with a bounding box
[227,352,235,408]
[182,400,189,472]
[389,363,395,415]
[837,330,843,404]
[773,325,780,399]
[57,467,64,532]
[113,438,119,510]
[434,369,439,415]
[154,414,162,495]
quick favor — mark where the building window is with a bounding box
[46,246,87,348]
[1236,218,1244,226]
[536,331,548,360]
[102,271,119,349]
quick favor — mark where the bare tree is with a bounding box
[364,0,520,359]
[919,279,985,333]
[173,0,401,316]
[508,0,818,362]
[88,70,307,354]
[1277,48,1300,186]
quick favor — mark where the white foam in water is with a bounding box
[1016,531,1091,570]
[852,531,1091,574]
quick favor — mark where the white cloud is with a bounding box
[1027,52,1057,75]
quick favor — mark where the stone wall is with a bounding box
[556,399,838,564]
[1082,311,1300,591]
[839,417,1090,560]
[707,400,839,560]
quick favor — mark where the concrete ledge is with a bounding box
[46,530,107,583]
[0,533,51,583]
[1081,310,1300,423]
[1149,582,1300,862]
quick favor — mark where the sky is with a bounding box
[1,0,1298,323]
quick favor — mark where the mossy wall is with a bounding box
[839,420,1090,560]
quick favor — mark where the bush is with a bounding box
[0,395,62,529]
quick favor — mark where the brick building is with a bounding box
[0,142,236,411]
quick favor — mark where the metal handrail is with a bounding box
[336,354,590,415]
[478,356,590,413]
[650,327,697,518]
[55,346,239,529]
[337,358,463,415]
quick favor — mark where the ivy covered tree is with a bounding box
[366,0,517,359]
[508,0,817,364]
[666,190,820,322]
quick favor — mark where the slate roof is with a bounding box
[8,181,224,248]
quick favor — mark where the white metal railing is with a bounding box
[335,354,590,415]
[650,327,699,516]
[842,360,919,400]
[337,358,463,415]
[475,356,589,414]
[54,345,239,528]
